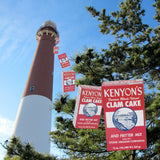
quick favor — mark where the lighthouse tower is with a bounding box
[12,21,58,153]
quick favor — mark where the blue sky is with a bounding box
[0,0,157,159]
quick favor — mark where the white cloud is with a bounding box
[0,115,14,136]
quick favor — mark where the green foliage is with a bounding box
[1,137,57,160]
[86,0,160,87]
[50,0,160,159]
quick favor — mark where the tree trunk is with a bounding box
[130,150,136,160]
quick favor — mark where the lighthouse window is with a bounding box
[30,86,35,92]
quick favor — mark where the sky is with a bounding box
[0,0,157,159]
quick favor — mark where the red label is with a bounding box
[55,37,60,44]
[102,79,147,151]
[62,71,75,92]
[53,46,59,54]
[73,85,102,129]
[58,53,70,68]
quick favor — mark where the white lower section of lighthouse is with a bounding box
[12,95,52,153]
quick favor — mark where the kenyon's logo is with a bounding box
[104,86,142,97]
[82,90,102,97]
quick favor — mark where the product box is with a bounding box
[73,85,102,129]
[62,71,75,92]
[53,46,59,54]
[102,79,147,151]
[58,53,70,68]
[55,37,60,44]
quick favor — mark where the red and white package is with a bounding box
[58,53,70,68]
[55,37,60,44]
[62,71,75,92]
[102,79,147,151]
[53,46,59,54]
[73,85,102,129]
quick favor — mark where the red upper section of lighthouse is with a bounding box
[22,21,58,100]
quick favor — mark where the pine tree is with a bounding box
[1,137,57,160]
[50,0,160,159]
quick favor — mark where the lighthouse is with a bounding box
[12,21,59,153]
